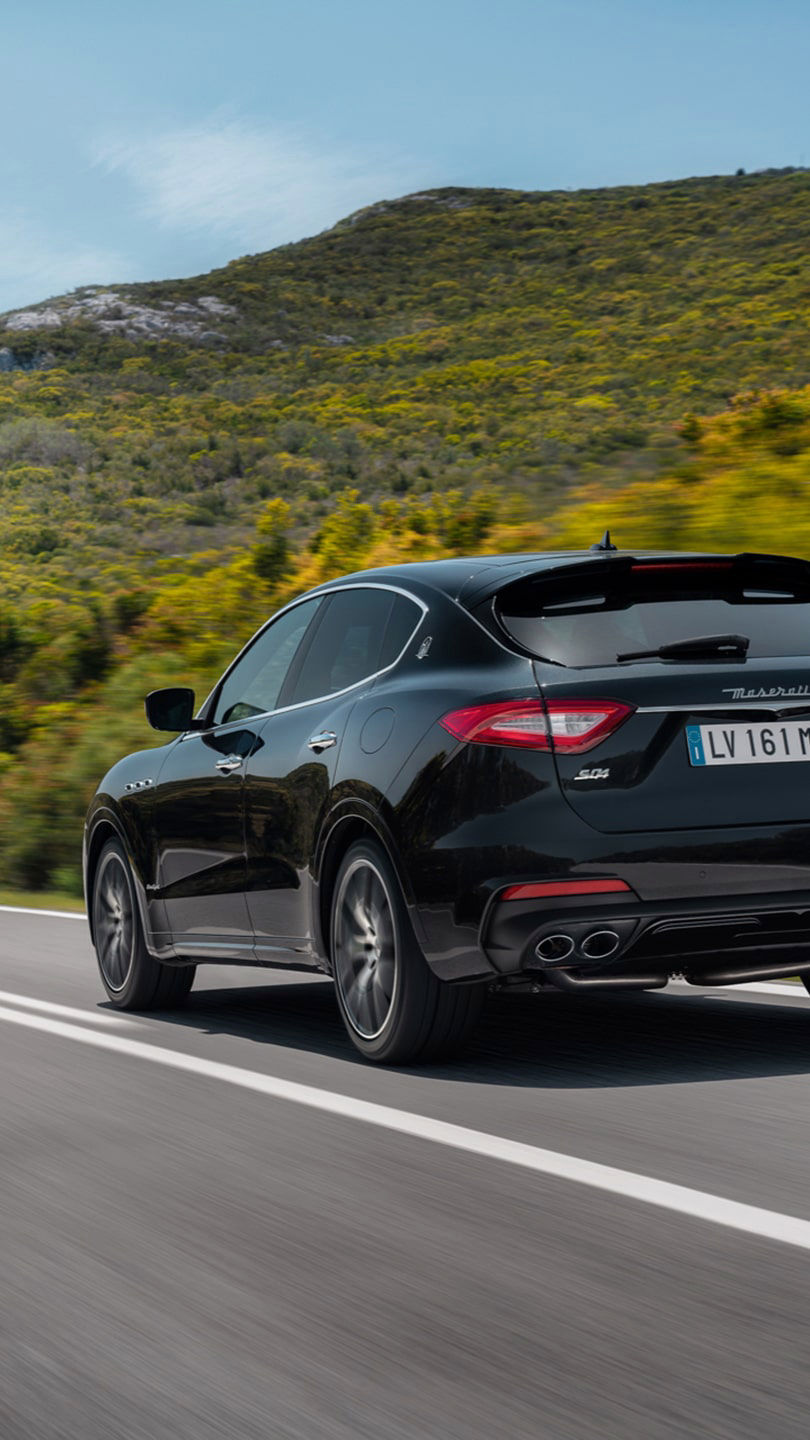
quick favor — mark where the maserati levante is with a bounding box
[84,542,810,1062]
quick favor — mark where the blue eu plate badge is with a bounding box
[686,726,706,766]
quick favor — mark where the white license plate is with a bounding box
[686,720,810,767]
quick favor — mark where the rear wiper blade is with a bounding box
[616,633,750,663]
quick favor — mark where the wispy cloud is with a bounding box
[0,211,128,315]
[93,117,422,253]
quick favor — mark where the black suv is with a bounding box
[85,547,810,1062]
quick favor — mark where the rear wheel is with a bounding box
[330,840,484,1064]
[92,839,195,1010]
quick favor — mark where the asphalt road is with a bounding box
[2,911,810,1439]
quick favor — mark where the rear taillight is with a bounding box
[440,699,634,753]
[544,699,635,753]
[440,701,547,749]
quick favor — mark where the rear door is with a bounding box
[244,586,420,957]
[494,554,810,833]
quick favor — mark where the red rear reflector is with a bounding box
[501,879,632,901]
[441,698,634,753]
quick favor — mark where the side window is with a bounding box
[283,589,408,706]
[212,598,321,726]
[379,593,423,668]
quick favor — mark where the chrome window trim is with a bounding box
[433,590,546,662]
[189,582,428,738]
[637,701,810,715]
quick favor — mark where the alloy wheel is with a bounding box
[93,850,136,993]
[333,858,398,1039]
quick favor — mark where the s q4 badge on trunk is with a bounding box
[572,766,610,782]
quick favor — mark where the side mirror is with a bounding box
[145,687,197,732]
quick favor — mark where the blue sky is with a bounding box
[1,0,808,312]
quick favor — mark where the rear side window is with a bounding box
[495,559,810,667]
[379,593,423,668]
[283,588,419,705]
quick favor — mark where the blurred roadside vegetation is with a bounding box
[1,171,809,894]
[0,888,84,912]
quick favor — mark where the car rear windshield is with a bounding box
[494,558,810,667]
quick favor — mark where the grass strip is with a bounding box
[0,889,85,913]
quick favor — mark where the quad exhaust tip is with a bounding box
[580,929,620,960]
[535,933,575,962]
[535,929,621,964]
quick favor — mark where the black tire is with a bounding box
[91,838,196,1010]
[330,839,484,1064]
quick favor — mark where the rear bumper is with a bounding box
[483,887,810,988]
[410,809,810,983]
[399,748,810,983]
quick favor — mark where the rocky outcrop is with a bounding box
[0,345,54,372]
[1,289,238,342]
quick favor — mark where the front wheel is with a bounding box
[330,840,484,1064]
[92,839,196,1010]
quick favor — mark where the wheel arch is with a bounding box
[314,807,423,972]
[84,810,151,949]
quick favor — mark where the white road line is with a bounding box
[1,1002,810,1252]
[708,981,805,998]
[0,990,142,1029]
[3,907,807,997]
[0,905,86,920]
[1,909,808,1000]
[670,979,805,999]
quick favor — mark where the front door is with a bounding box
[151,724,260,957]
[150,595,324,958]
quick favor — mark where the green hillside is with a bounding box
[2,169,809,596]
[1,168,810,893]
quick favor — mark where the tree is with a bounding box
[253,498,291,588]
[312,489,376,577]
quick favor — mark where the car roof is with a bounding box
[314,548,759,607]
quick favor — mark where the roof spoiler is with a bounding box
[458,550,810,610]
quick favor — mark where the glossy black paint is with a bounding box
[244,695,354,958]
[84,550,810,993]
[145,687,197,733]
[151,726,261,949]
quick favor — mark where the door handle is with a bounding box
[308,731,337,753]
[215,754,244,774]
